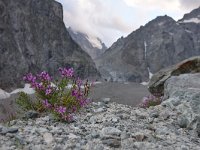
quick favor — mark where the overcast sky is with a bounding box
[56,0,200,47]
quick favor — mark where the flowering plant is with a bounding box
[17,67,91,122]
[139,94,163,108]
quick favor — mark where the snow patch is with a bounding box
[180,18,200,24]
[140,82,149,86]
[0,89,10,99]
[140,67,153,86]
[148,67,153,79]
[185,29,192,33]
[144,41,147,59]
[10,84,35,95]
[86,35,102,49]
[93,81,102,85]
[158,22,164,26]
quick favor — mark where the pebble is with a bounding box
[0,102,200,150]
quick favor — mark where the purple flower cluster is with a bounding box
[45,86,53,95]
[139,94,163,108]
[56,106,66,115]
[22,68,91,122]
[71,88,90,107]
[37,71,52,81]
[43,99,52,108]
[59,67,74,78]
[23,73,36,83]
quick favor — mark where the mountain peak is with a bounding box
[178,6,200,24]
[68,27,107,59]
[148,15,175,25]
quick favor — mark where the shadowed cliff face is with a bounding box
[0,0,100,92]
[97,7,200,83]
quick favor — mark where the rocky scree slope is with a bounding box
[0,0,99,92]
[68,27,107,60]
[1,73,200,150]
[97,7,200,82]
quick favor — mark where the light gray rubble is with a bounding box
[1,92,200,149]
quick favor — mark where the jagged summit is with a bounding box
[178,6,200,24]
[68,27,107,60]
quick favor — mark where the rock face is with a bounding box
[97,7,200,82]
[0,0,99,92]
[148,56,200,95]
[68,27,107,60]
[162,73,200,135]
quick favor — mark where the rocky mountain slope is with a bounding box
[68,27,107,60]
[0,0,99,92]
[97,7,200,82]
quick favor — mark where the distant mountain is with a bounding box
[0,0,99,92]
[97,7,200,82]
[68,27,107,59]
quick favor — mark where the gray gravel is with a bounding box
[0,101,200,150]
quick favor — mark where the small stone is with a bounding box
[43,132,54,144]
[68,133,78,139]
[181,145,189,150]
[111,117,118,123]
[133,133,146,142]
[178,116,189,128]
[91,132,99,138]
[15,135,25,145]
[101,127,121,137]
[25,110,39,119]
[149,110,159,118]
[102,98,111,104]
[94,108,105,113]
[55,138,64,143]
[89,116,97,124]
[102,139,121,148]
[160,110,170,120]
[7,128,18,133]
[148,118,154,123]
[6,133,14,138]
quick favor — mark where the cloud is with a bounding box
[57,0,200,47]
[57,0,132,46]
[123,0,180,11]
[179,0,200,10]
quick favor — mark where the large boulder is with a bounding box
[0,0,99,92]
[162,73,200,135]
[148,56,200,95]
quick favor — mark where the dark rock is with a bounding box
[178,116,189,128]
[25,110,39,119]
[1,127,18,135]
[148,56,200,95]
[102,139,121,148]
[149,110,159,118]
[0,0,99,92]
[135,134,146,142]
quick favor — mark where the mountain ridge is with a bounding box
[97,6,200,82]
